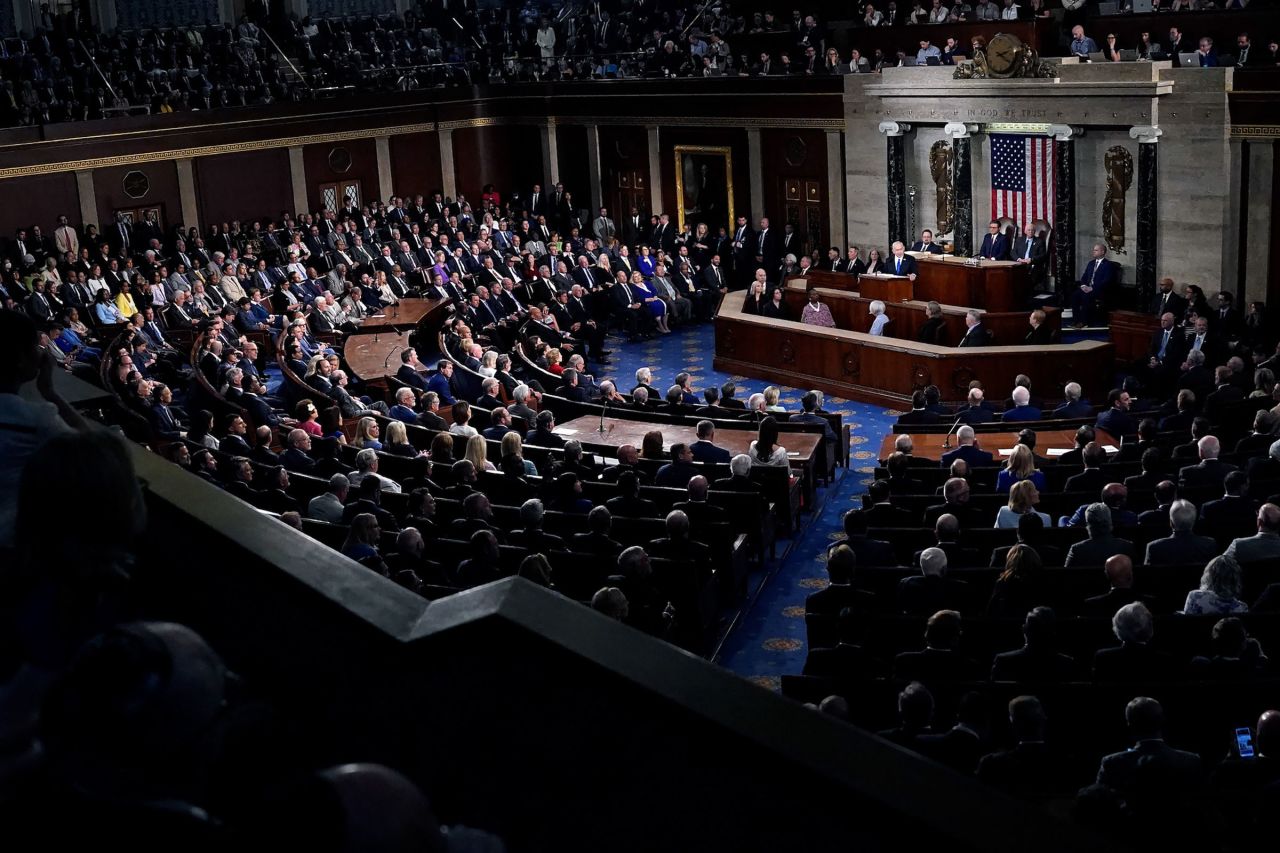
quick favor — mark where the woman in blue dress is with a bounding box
[630,270,670,334]
[636,245,656,279]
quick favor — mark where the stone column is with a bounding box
[747,128,764,218]
[944,122,974,256]
[1048,124,1078,291]
[1130,125,1162,306]
[176,158,200,232]
[541,120,560,188]
[75,169,98,229]
[585,124,604,212]
[438,128,457,201]
[287,146,308,215]
[826,130,846,249]
[646,125,663,215]
[375,136,394,203]
[879,121,911,247]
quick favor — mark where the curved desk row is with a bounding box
[714,291,1113,407]
[793,259,1032,314]
[344,297,453,388]
[782,281,1059,345]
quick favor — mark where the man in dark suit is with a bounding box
[1011,224,1049,291]
[674,476,729,528]
[654,443,699,489]
[886,241,919,279]
[897,390,942,425]
[646,510,713,573]
[605,470,660,518]
[1093,601,1179,680]
[924,476,983,529]
[555,368,590,402]
[1024,309,1053,345]
[525,409,565,448]
[1064,503,1135,567]
[909,229,945,255]
[1095,697,1202,812]
[1199,471,1260,547]
[977,220,1009,260]
[690,420,732,464]
[395,348,430,392]
[1146,311,1189,391]
[568,506,625,558]
[751,217,779,279]
[941,426,994,469]
[1234,411,1276,458]
[862,480,914,528]
[1001,386,1042,422]
[1095,388,1137,437]
[1069,243,1117,328]
[832,508,899,568]
[1145,499,1221,566]
[1150,277,1188,318]
[957,310,990,347]
[1052,383,1093,419]
[892,608,980,681]
[990,607,1076,681]
[1080,554,1153,618]
[1203,365,1245,420]
[1179,435,1239,491]
[977,696,1069,800]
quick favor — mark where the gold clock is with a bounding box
[984,33,1025,78]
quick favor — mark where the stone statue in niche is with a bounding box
[929,140,954,237]
[1103,145,1133,254]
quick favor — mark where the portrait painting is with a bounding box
[673,145,735,235]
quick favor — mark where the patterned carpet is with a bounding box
[597,321,898,688]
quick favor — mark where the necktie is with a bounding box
[1087,260,1097,285]
[1194,335,1204,351]
[1159,329,1169,358]
[623,284,633,304]
[1024,240,1032,259]
[895,258,901,274]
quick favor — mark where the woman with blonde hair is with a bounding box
[995,480,1051,528]
[996,443,1046,493]
[501,430,539,475]
[465,433,497,472]
[546,347,564,375]
[479,350,498,377]
[353,416,382,450]
[384,420,420,457]
[764,386,786,413]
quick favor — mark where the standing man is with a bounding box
[888,241,919,281]
[593,207,616,245]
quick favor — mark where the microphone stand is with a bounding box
[383,344,404,369]
[598,395,609,434]
[942,412,964,449]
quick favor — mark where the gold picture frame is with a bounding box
[673,145,735,235]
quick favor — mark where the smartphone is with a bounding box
[1236,727,1255,759]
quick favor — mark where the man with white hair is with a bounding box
[742,392,767,422]
[509,384,538,425]
[1093,603,1178,681]
[388,387,419,424]
[348,447,401,493]
[1052,381,1092,418]
[1178,435,1238,491]
[1002,385,1042,421]
[1225,503,1280,563]
[897,547,964,615]
[941,425,994,468]
[1144,499,1221,567]
[632,366,654,397]
[958,309,989,347]
[713,453,758,492]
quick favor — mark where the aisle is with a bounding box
[600,323,898,687]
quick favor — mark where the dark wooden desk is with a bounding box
[857,274,912,304]
[783,282,1059,346]
[879,429,1118,462]
[911,256,1032,314]
[359,297,449,331]
[715,291,1112,406]
[1109,310,1160,366]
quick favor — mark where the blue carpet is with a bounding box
[596,323,898,688]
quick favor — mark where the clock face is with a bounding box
[123,170,150,200]
[985,33,1022,77]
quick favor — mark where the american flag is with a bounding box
[990,134,1055,226]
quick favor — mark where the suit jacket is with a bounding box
[958,323,990,347]
[1078,256,1117,292]
[689,439,731,464]
[1200,496,1260,544]
[1065,535,1135,567]
[1096,740,1202,798]
[1145,531,1220,566]
[990,646,1076,682]
[940,444,994,469]
[1024,324,1053,346]
[886,253,918,277]
[1178,459,1239,491]
[892,647,981,682]
[1150,290,1188,319]
[909,242,945,255]
[1080,587,1152,619]
[977,233,1009,260]
[1001,404,1043,422]
[1010,236,1048,286]
[896,575,969,616]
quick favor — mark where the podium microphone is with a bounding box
[942,412,965,449]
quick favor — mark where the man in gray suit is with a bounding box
[1144,500,1220,567]
[592,207,617,244]
[1065,503,1135,567]
[1225,503,1280,563]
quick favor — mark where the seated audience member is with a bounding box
[508,498,567,553]
[986,545,1049,619]
[605,470,660,519]
[978,696,1069,800]
[1095,697,1202,816]
[996,480,1051,529]
[1189,617,1269,681]
[991,606,1075,681]
[1124,447,1166,493]
[1052,382,1092,419]
[1208,708,1280,848]
[1093,602,1178,681]
[867,300,890,336]
[1225,503,1280,563]
[1179,435,1239,491]
[924,476,980,528]
[1200,471,1260,545]
[952,389,995,426]
[877,681,937,748]
[307,473,350,523]
[748,416,789,466]
[456,529,503,588]
[892,609,980,683]
[1001,386,1042,422]
[1063,482,1137,529]
[898,548,967,616]
[863,479,914,527]
[1183,555,1248,616]
[1095,388,1136,436]
[654,442,698,489]
[342,513,390,576]
[647,510,712,569]
[1065,503,1135,567]
[690,419,732,464]
[991,512,1062,567]
[1062,442,1109,495]
[1137,479,1178,529]
[1069,243,1116,328]
[1145,499,1220,566]
[570,506,625,557]
[348,447,401,494]
[897,390,941,425]
[996,444,1046,494]
[921,514,980,568]
[941,425,994,469]
[799,288,836,327]
[1081,554,1152,618]
[913,691,989,775]
[833,508,898,568]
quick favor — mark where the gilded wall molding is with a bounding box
[1231,125,1280,138]
[0,121,439,181]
